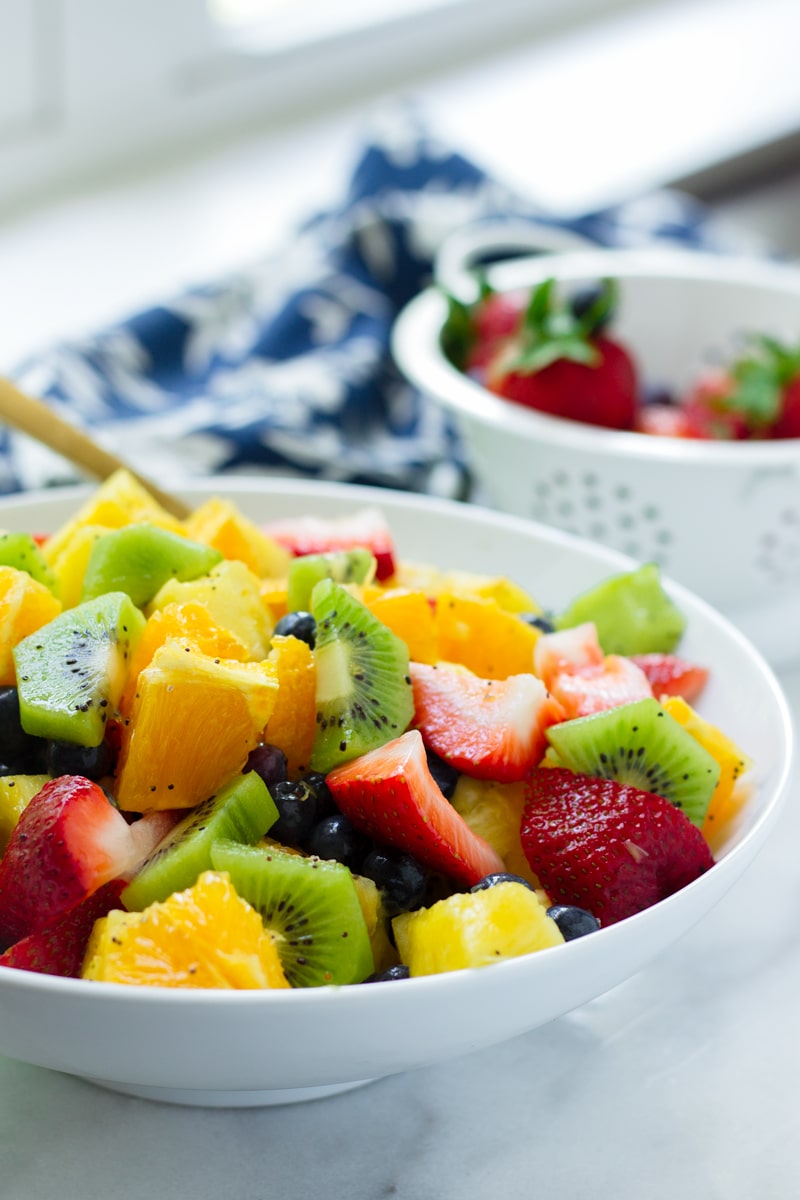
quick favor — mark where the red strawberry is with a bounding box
[0,880,125,977]
[0,775,138,947]
[634,403,696,438]
[770,374,800,438]
[262,508,397,581]
[410,661,564,783]
[466,290,526,373]
[326,729,504,886]
[548,654,653,720]
[521,768,714,925]
[534,622,603,686]
[630,653,709,703]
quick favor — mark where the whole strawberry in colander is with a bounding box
[478,278,639,431]
[679,335,800,440]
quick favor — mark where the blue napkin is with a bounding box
[5,110,765,500]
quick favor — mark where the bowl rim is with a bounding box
[0,475,793,1011]
[392,246,800,464]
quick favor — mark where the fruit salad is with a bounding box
[443,276,800,439]
[0,471,752,989]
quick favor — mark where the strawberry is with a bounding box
[634,403,696,438]
[262,509,397,581]
[680,337,800,440]
[483,279,638,430]
[520,768,714,925]
[533,622,603,685]
[548,654,653,720]
[629,653,709,703]
[0,775,138,947]
[0,880,124,977]
[409,661,564,783]
[325,729,505,887]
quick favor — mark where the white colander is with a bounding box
[392,240,800,664]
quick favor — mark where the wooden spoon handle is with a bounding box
[0,376,191,520]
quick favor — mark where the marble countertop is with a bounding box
[2,662,798,1197]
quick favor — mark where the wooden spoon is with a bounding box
[0,376,191,519]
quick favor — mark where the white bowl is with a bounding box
[0,478,791,1107]
[392,247,800,666]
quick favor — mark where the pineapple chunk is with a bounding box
[148,559,274,659]
[184,497,292,579]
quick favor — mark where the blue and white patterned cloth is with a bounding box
[5,109,768,500]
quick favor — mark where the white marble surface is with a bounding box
[1,664,798,1198]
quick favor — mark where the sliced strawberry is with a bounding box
[0,775,138,947]
[634,404,696,438]
[410,661,564,783]
[0,880,125,977]
[326,729,504,886]
[629,653,709,703]
[549,655,653,719]
[262,509,396,581]
[771,375,800,438]
[521,768,714,924]
[533,622,603,688]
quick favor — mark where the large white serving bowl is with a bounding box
[392,247,800,666]
[0,478,792,1107]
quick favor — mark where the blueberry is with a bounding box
[642,384,676,407]
[547,903,601,940]
[44,738,115,781]
[425,749,459,800]
[268,779,321,848]
[244,743,288,789]
[519,612,556,634]
[0,687,47,773]
[273,611,316,648]
[301,771,338,820]
[307,813,372,871]
[363,964,410,983]
[361,847,429,917]
[470,872,535,893]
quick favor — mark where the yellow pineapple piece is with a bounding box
[0,774,50,856]
[351,873,399,975]
[450,776,541,889]
[115,640,279,812]
[42,469,185,567]
[392,561,543,614]
[435,592,540,679]
[148,559,274,660]
[46,524,111,609]
[0,566,62,684]
[184,497,292,579]
[392,881,563,976]
[82,870,289,989]
[662,695,753,851]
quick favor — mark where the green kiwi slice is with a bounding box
[14,591,146,747]
[80,522,223,607]
[554,563,686,654]
[309,578,414,773]
[210,838,375,987]
[0,532,58,595]
[286,548,376,614]
[121,771,279,911]
[546,697,720,827]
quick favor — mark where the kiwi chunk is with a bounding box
[210,838,375,986]
[287,548,376,614]
[81,522,223,606]
[546,697,720,827]
[14,592,146,747]
[0,532,58,594]
[554,563,686,654]
[309,578,414,773]
[121,771,279,911]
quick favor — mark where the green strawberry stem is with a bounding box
[720,335,800,428]
[512,277,617,374]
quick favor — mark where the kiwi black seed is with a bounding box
[546,697,721,827]
[308,578,414,774]
[210,837,375,986]
[286,547,377,614]
[121,771,279,911]
[13,591,147,748]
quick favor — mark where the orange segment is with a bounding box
[115,641,279,812]
[364,588,438,664]
[120,601,251,715]
[263,635,317,777]
[82,870,289,989]
[434,593,540,679]
[184,497,292,579]
[148,559,274,660]
[0,566,62,685]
